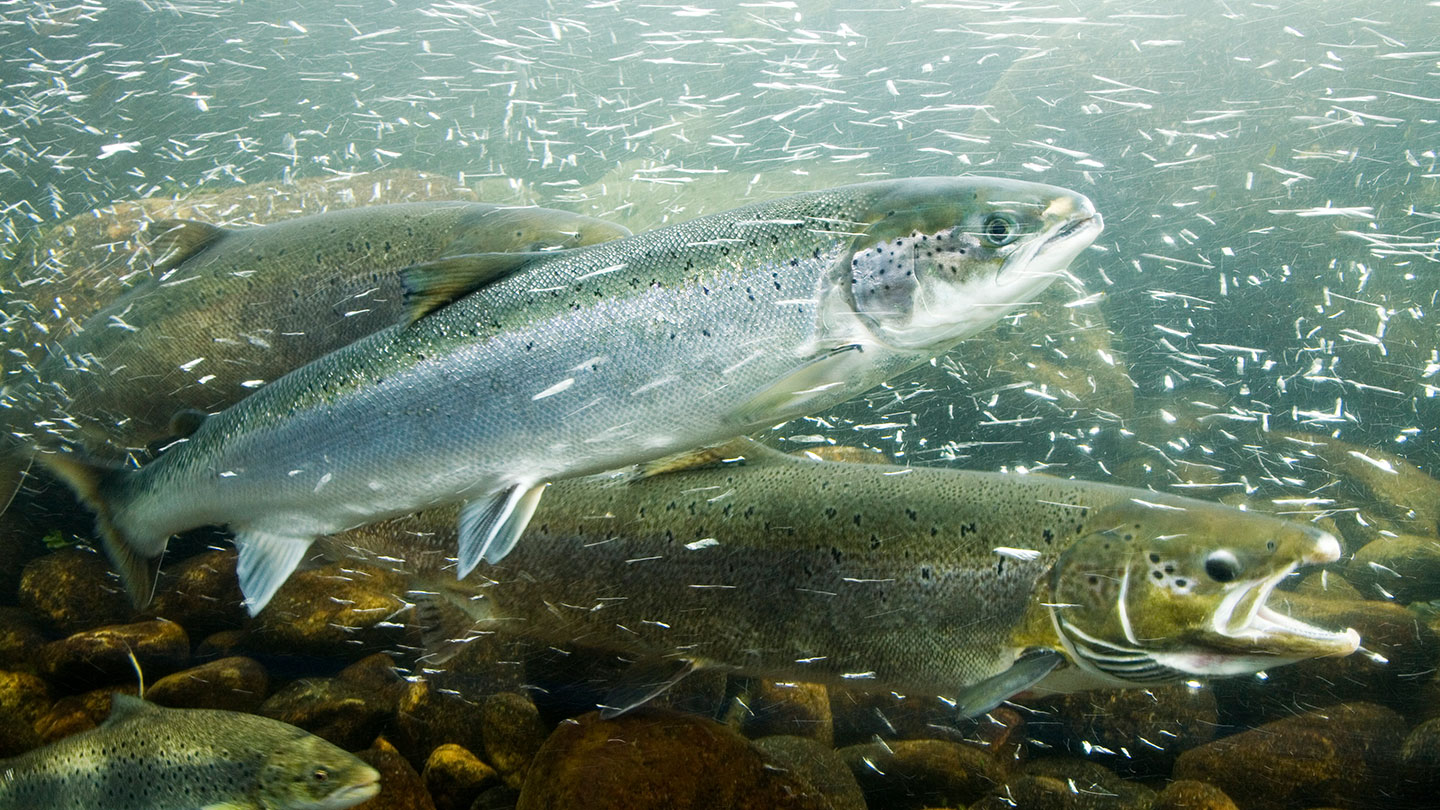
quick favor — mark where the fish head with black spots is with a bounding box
[1047,496,1360,685]
[828,176,1103,353]
[255,731,381,810]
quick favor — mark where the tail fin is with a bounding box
[38,451,162,608]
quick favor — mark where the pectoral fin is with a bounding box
[149,219,227,274]
[599,658,698,719]
[952,649,1063,719]
[457,482,548,576]
[731,344,868,427]
[400,251,568,323]
[235,530,313,615]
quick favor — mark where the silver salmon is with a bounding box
[49,176,1102,613]
[3,202,629,509]
[324,441,1360,714]
[0,695,379,810]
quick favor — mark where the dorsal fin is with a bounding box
[148,219,227,274]
[399,251,569,324]
[633,437,784,480]
[105,694,159,725]
[168,408,209,439]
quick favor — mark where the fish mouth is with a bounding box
[320,770,381,809]
[1204,552,1361,663]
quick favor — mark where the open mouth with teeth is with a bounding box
[1201,561,1362,662]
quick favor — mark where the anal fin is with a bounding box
[599,658,698,719]
[952,649,1063,719]
[457,482,547,576]
[235,530,313,615]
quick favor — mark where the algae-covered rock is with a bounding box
[1031,683,1218,775]
[1399,718,1440,801]
[0,670,51,757]
[516,709,830,810]
[479,692,546,790]
[1173,702,1406,810]
[147,549,246,636]
[145,656,269,712]
[830,687,963,747]
[18,547,131,635]
[355,736,437,810]
[40,618,189,688]
[392,680,488,773]
[245,561,409,658]
[32,685,138,744]
[259,677,392,751]
[422,744,500,810]
[838,738,1004,810]
[738,679,833,746]
[752,734,866,810]
[1152,779,1239,810]
[971,757,1157,810]
[0,606,48,672]
[1348,534,1440,603]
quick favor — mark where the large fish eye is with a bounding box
[1204,550,1242,583]
[982,213,1019,246]
[312,768,330,783]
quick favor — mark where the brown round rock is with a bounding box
[40,619,189,688]
[517,709,830,810]
[147,549,246,636]
[752,734,866,810]
[0,607,47,672]
[245,561,409,659]
[423,744,500,810]
[355,736,437,810]
[1153,779,1239,810]
[838,738,1004,809]
[1033,683,1218,775]
[19,547,131,635]
[259,677,392,751]
[393,680,488,771]
[0,670,51,756]
[480,691,546,790]
[739,680,833,746]
[970,758,1156,810]
[33,685,138,744]
[145,656,269,712]
[1173,702,1406,810]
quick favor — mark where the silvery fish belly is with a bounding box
[49,176,1102,614]
[323,441,1360,717]
[0,695,379,810]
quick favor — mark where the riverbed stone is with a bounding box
[1030,683,1218,775]
[1152,779,1239,810]
[0,670,51,756]
[753,734,866,810]
[422,744,500,810]
[738,679,833,746]
[480,691,546,790]
[0,607,47,673]
[33,685,138,743]
[355,735,437,810]
[18,547,130,635]
[1347,533,1440,603]
[839,738,1004,810]
[516,709,829,810]
[145,656,269,712]
[40,619,189,688]
[245,561,409,659]
[147,549,246,636]
[392,679,488,771]
[259,677,392,751]
[971,758,1157,810]
[1173,702,1406,810]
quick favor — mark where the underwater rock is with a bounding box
[516,709,829,810]
[355,735,437,810]
[968,706,1029,768]
[147,548,247,637]
[245,561,409,659]
[392,679,488,772]
[258,677,392,751]
[471,786,521,810]
[18,546,131,635]
[830,687,964,747]
[479,692,546,790]
[1276,432,1440,537]
[1152,779,1239,810]
[971,758,1157,810]
[196,629,247,658]
[1348,534,1440,603]
[1216,594,1438,719]
[32,685,138,743]
[340,652,410,701]
[0,670,51,757]
[751,734,866,810]
[0,606,47,672]
[1173,702,1406,810]
[39,618,189,688]
[1399,718,1440,802]
[422,744,500,810]
[144,656,269,712]
[1029,683,1219,775]
[838,738,1005,810]
[738,679,833,746]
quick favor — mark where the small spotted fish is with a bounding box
[0,695,379,810]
